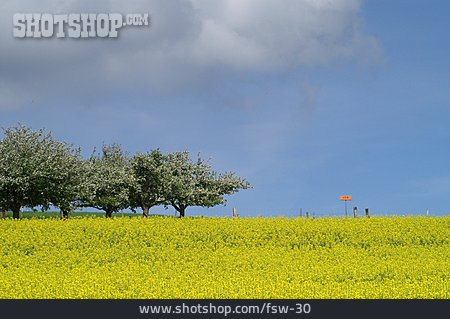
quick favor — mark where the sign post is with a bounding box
[339,195,352,217]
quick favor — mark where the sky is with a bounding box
[1,0,450,217]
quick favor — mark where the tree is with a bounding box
[164,152,250,217]
[0,125,80,219]
[45,146,84,219]
[82,144,136,218]
[130,149,169,217]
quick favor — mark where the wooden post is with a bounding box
[232,207,237,218]
[300,208,303,218]
[426,208,429,217]
[345,200,348,217]
[353,206,357,218]
[365,208,370,218]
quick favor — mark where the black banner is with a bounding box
[0,300,447,319]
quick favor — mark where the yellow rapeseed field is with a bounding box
[0,216,448,298]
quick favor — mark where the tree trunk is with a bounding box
[142,206,149,218]
[105,209,113,218]
[12,205,20,219]
[171,202,186,218]
[60,210,69,219]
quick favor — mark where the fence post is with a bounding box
[232,207,237,218]
[365,208,370,218]
[300,208,303,218]
[353,206,357,218]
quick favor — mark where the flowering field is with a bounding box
[0,216,448,298]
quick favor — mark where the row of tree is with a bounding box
[0,125,250,219]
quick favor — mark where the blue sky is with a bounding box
[1,1,449,216]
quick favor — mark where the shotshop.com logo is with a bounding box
[13,13,149,38]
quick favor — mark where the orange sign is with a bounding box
[340,195,352,201]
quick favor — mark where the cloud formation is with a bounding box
[0,0,382,109]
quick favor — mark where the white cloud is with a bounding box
[0,0,382,109]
